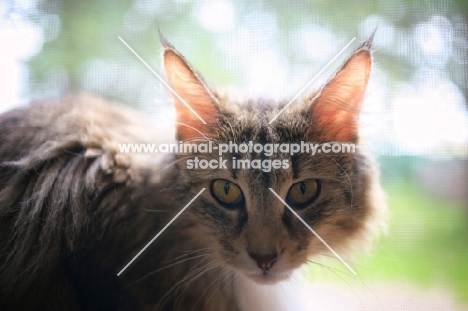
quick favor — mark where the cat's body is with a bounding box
[0,37,386,310]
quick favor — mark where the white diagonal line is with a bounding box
[117,188,206,276]
[118,36,207,124]
[268,188,357,275]
[268,37,356,124]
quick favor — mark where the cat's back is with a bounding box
[0,94,165,310]
[0,94,156,161]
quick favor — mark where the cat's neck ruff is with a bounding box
[234,269,355,311]
[235,270,305,311]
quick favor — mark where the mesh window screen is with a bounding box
[1,0,467,309]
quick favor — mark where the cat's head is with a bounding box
[162,36,386,284]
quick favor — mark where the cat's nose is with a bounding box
[249,253,278,270]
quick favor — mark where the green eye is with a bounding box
[211,179,244,207]
[287,179,320,208]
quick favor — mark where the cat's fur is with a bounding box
[0,36,386,310]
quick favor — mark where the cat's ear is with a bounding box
[162,38,219,141]
[309,41,372,142]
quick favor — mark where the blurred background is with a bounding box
[0,0,467,309]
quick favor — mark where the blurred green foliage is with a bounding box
[367,176,468,302]
[8,0,467,109]
[307,172,468,303]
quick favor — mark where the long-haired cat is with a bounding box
[0,34,386,310]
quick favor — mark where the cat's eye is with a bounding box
[286,179,320,208]
[211,179,244,208]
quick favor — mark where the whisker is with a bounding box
[191,266,226,310]
[308,257,387,310]
[307,259,370,310]
[307,259,355,278]
[203,268,233,309]
[124,252,214,288]
[175,122,211,142]
[324,154,354,210]
[158,259,220,309]
[163,247,215,263]
[172,260,221,309]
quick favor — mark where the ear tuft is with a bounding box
[359,27,377,50]
[158,29,174,50]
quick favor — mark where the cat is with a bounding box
[0,33,386,310]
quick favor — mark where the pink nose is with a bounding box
[249,253,278,270]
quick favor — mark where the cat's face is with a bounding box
[163,37,386,284]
